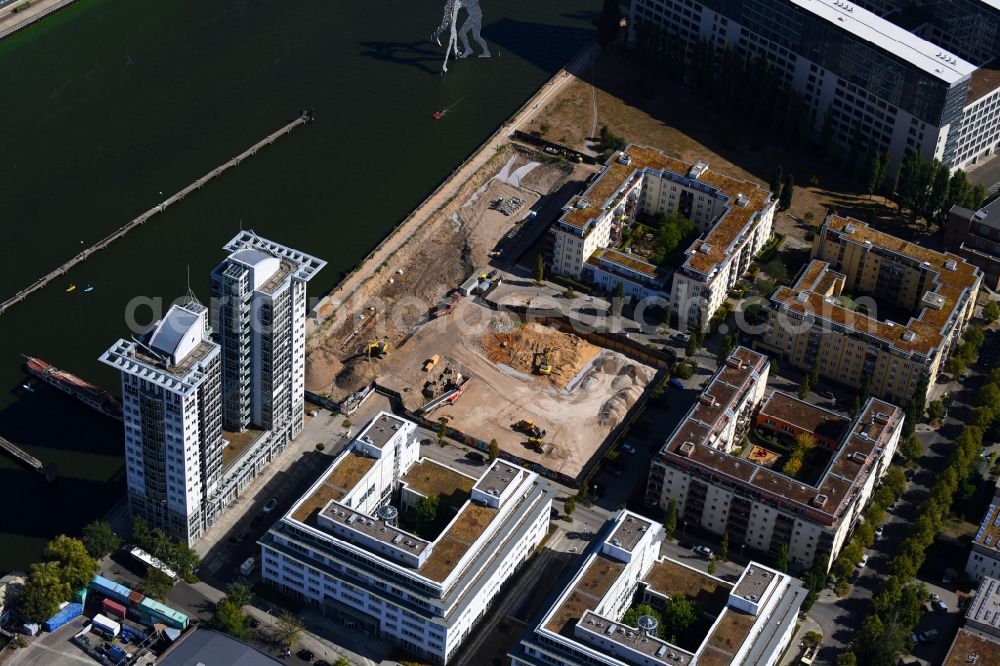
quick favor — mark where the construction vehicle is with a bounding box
[513,419,546,439]
[535,348,553,376]
[366,340,389,358]
[528,436,544,451]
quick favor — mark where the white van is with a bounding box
[240,557,255,576]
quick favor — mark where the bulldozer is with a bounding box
[535,347,553,376]
[528,436,544,452]
[365,340,389,358]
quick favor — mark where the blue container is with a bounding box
[105,645,127,662]
[90,575,132,604]
[42,603,83,632]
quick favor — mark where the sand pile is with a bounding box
[598,363,656,427]
[480,320,600,389]
[305,347,342,393]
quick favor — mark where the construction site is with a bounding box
[375,298,656,479]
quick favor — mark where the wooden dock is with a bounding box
[0,435,42,470]
[0,112,314,316]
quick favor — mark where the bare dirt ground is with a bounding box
[530,50,918,243]
[480,318,600,390]
[305,153,584,396]
[377,299,654,479]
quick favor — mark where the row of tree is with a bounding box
[131,517,201,583]
[839,325,990,665]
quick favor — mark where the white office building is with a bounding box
[101,302,224,543]
[259,412,553,664]
[628,0,1000,170]
[509,511,805,666]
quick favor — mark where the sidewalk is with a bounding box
[779,615,822,666]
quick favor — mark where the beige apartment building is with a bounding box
[646,347,904,571]
[549,146,776,325]
[758,215,981,405]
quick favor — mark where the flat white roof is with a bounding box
[792,0,976,84]
[148,304,206,365]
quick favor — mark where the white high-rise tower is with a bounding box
[209,232,325,445]
[101,301,223,543]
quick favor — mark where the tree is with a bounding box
[663,595,697,635]
[82,520,120,560]
[140,567,174,601]
[885,467,907,498]
[707,560,716,575]
[227,583,253,609]
[765,259,788,283]
[984,301,1000,323]
[131,516,152,551]
[927,400,945,422]
[803,631,822,647]
[334,659,352,666]
[798,375,812,400]
[946,356,966,377]
[171,541,201,582]
[836,652,858,666]
[719,531,729,562]
[655,212,694,263]
[45,535,98,591]
[415,494,441,539]
[779,174,795,210]
[776,544,788,572]
[534,254,544,283]
[488,439,500,462]
[213,597,249,640]
[770,165,783,198]
[564,497,576,515]
[597,0,622,47]
[18,562,70,622]
[716,335,735,366]
[622,604,664,637]
[808,358,820,386]
[612,282,625,318]
[866,152,889,199]
[664,499,678,538]
[275,611,304,648]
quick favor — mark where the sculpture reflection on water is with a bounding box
[432,0,491,72]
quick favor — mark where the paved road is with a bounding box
[809,325,1000,664]
[968,153,1000,194]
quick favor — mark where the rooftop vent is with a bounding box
[688,161,709,179]
[679,441,696,457]
[811,493,828,508]
[617,153,633,166]
[902,331,916,342]
[844,224,856,234]
[796,292,809,303]
[575,199,590,209]
[737,194,750,207]
[699,394,716,406]
[945,260,957,271]
[698,244,712,254]
[612,539,622,547]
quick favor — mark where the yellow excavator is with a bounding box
[366,340,389,358]
[535,348,553,376]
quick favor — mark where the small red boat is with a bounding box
[431,111,444,119]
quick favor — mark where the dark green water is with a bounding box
[0,0,598,573]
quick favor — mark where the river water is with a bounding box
[0,0,597,573]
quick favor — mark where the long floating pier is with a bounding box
[0,111,314,316]
[0,435,42,470]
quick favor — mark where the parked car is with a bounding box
[669,378,685,389]
[671,332,691,343]
[263,498,278,513]
[932,600,949,613]
[904,469,916,481]
[297,649,315,661]
[857,554,869,568]
[693,546,713,558]
[911,628,940,643]
[249,515,263,528]
[942,572,954,584]
[820,391,835,399]
[874,526,884,539]
[621,443,637,454]
[465,451,485,463]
